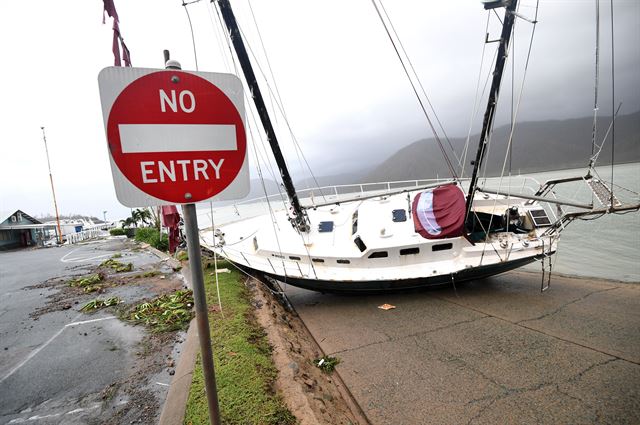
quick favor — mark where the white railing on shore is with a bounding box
[65,228,110,245]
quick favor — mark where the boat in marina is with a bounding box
[201,0,640,292]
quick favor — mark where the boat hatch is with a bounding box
[400,247,420,255]
[318,221,334,232]
[368,251,389,259]
[528,209,551,227]
[392,209,407,222]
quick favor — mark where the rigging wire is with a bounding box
[509,13,515,181]
[205,1,232,72]
[461,11,494,179]
[213,3,288,207]
[208,203,224,316]
[247,1,283,124]
[181,1,200,70]
[232,17,328,202]
[370,0,458,181]
[211,1,315,284]
[377,0,462,170]
[233,20,326,200]
[219,7,323,270]
[209,0,287,205]
[589,0,601,172]
[478,0,540,261]
[609,0,616,206]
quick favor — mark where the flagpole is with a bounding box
[41,127,63,244]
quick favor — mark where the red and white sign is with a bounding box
[98,67,249,207]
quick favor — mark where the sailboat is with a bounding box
[202,0,639,292]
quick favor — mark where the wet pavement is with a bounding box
[284,271,640,424]
[0,237,184,424]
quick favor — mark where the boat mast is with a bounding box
[464,0,519,229]
[216,0,310,232]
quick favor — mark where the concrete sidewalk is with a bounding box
[284,271,640,424]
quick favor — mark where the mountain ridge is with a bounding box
[364,111,640,182]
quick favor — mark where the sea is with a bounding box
[520,162,640,283]
[205,162,639,283]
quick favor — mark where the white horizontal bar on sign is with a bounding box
[119,124,237,153]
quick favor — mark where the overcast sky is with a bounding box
[0,0,638,221]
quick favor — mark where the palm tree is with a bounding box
[121,216,136,228]
[137,208,152,226]
[130,209,142,227]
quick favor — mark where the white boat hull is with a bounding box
[202,186,558,293]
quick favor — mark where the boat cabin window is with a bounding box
[392,209,407,222]
[400,247,419,255]
[432,243,453,252]
[289,256,301,261]
[312,258,325,263]
[337,259,350,264]
[318,221,334,232]
[368,251,388,259]
[352,210,359,235]
[354,236,367,252]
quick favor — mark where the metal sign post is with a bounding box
[183,203,221,425]
[98,57,248,425]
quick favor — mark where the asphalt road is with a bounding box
[285,271,640,425]
[0,238,180,424]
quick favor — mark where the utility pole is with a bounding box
[41,127,63,244]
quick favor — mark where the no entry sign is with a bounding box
[98,67,249,207]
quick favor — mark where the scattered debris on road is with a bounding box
[81,296,121,311]
[126,289,194,332]
[99,258,133,272]
[315,355,340,373]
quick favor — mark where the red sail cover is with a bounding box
[412,185,465,239]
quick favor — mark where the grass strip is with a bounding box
[184,261,295,425]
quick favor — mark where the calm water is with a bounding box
[520,162,640,282]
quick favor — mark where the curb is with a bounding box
[158,317,199,425]
[158,261,197,425]
[278,285,371,425]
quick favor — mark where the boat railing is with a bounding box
[196,176,551,227]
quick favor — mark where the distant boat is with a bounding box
[204,0,639,292]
